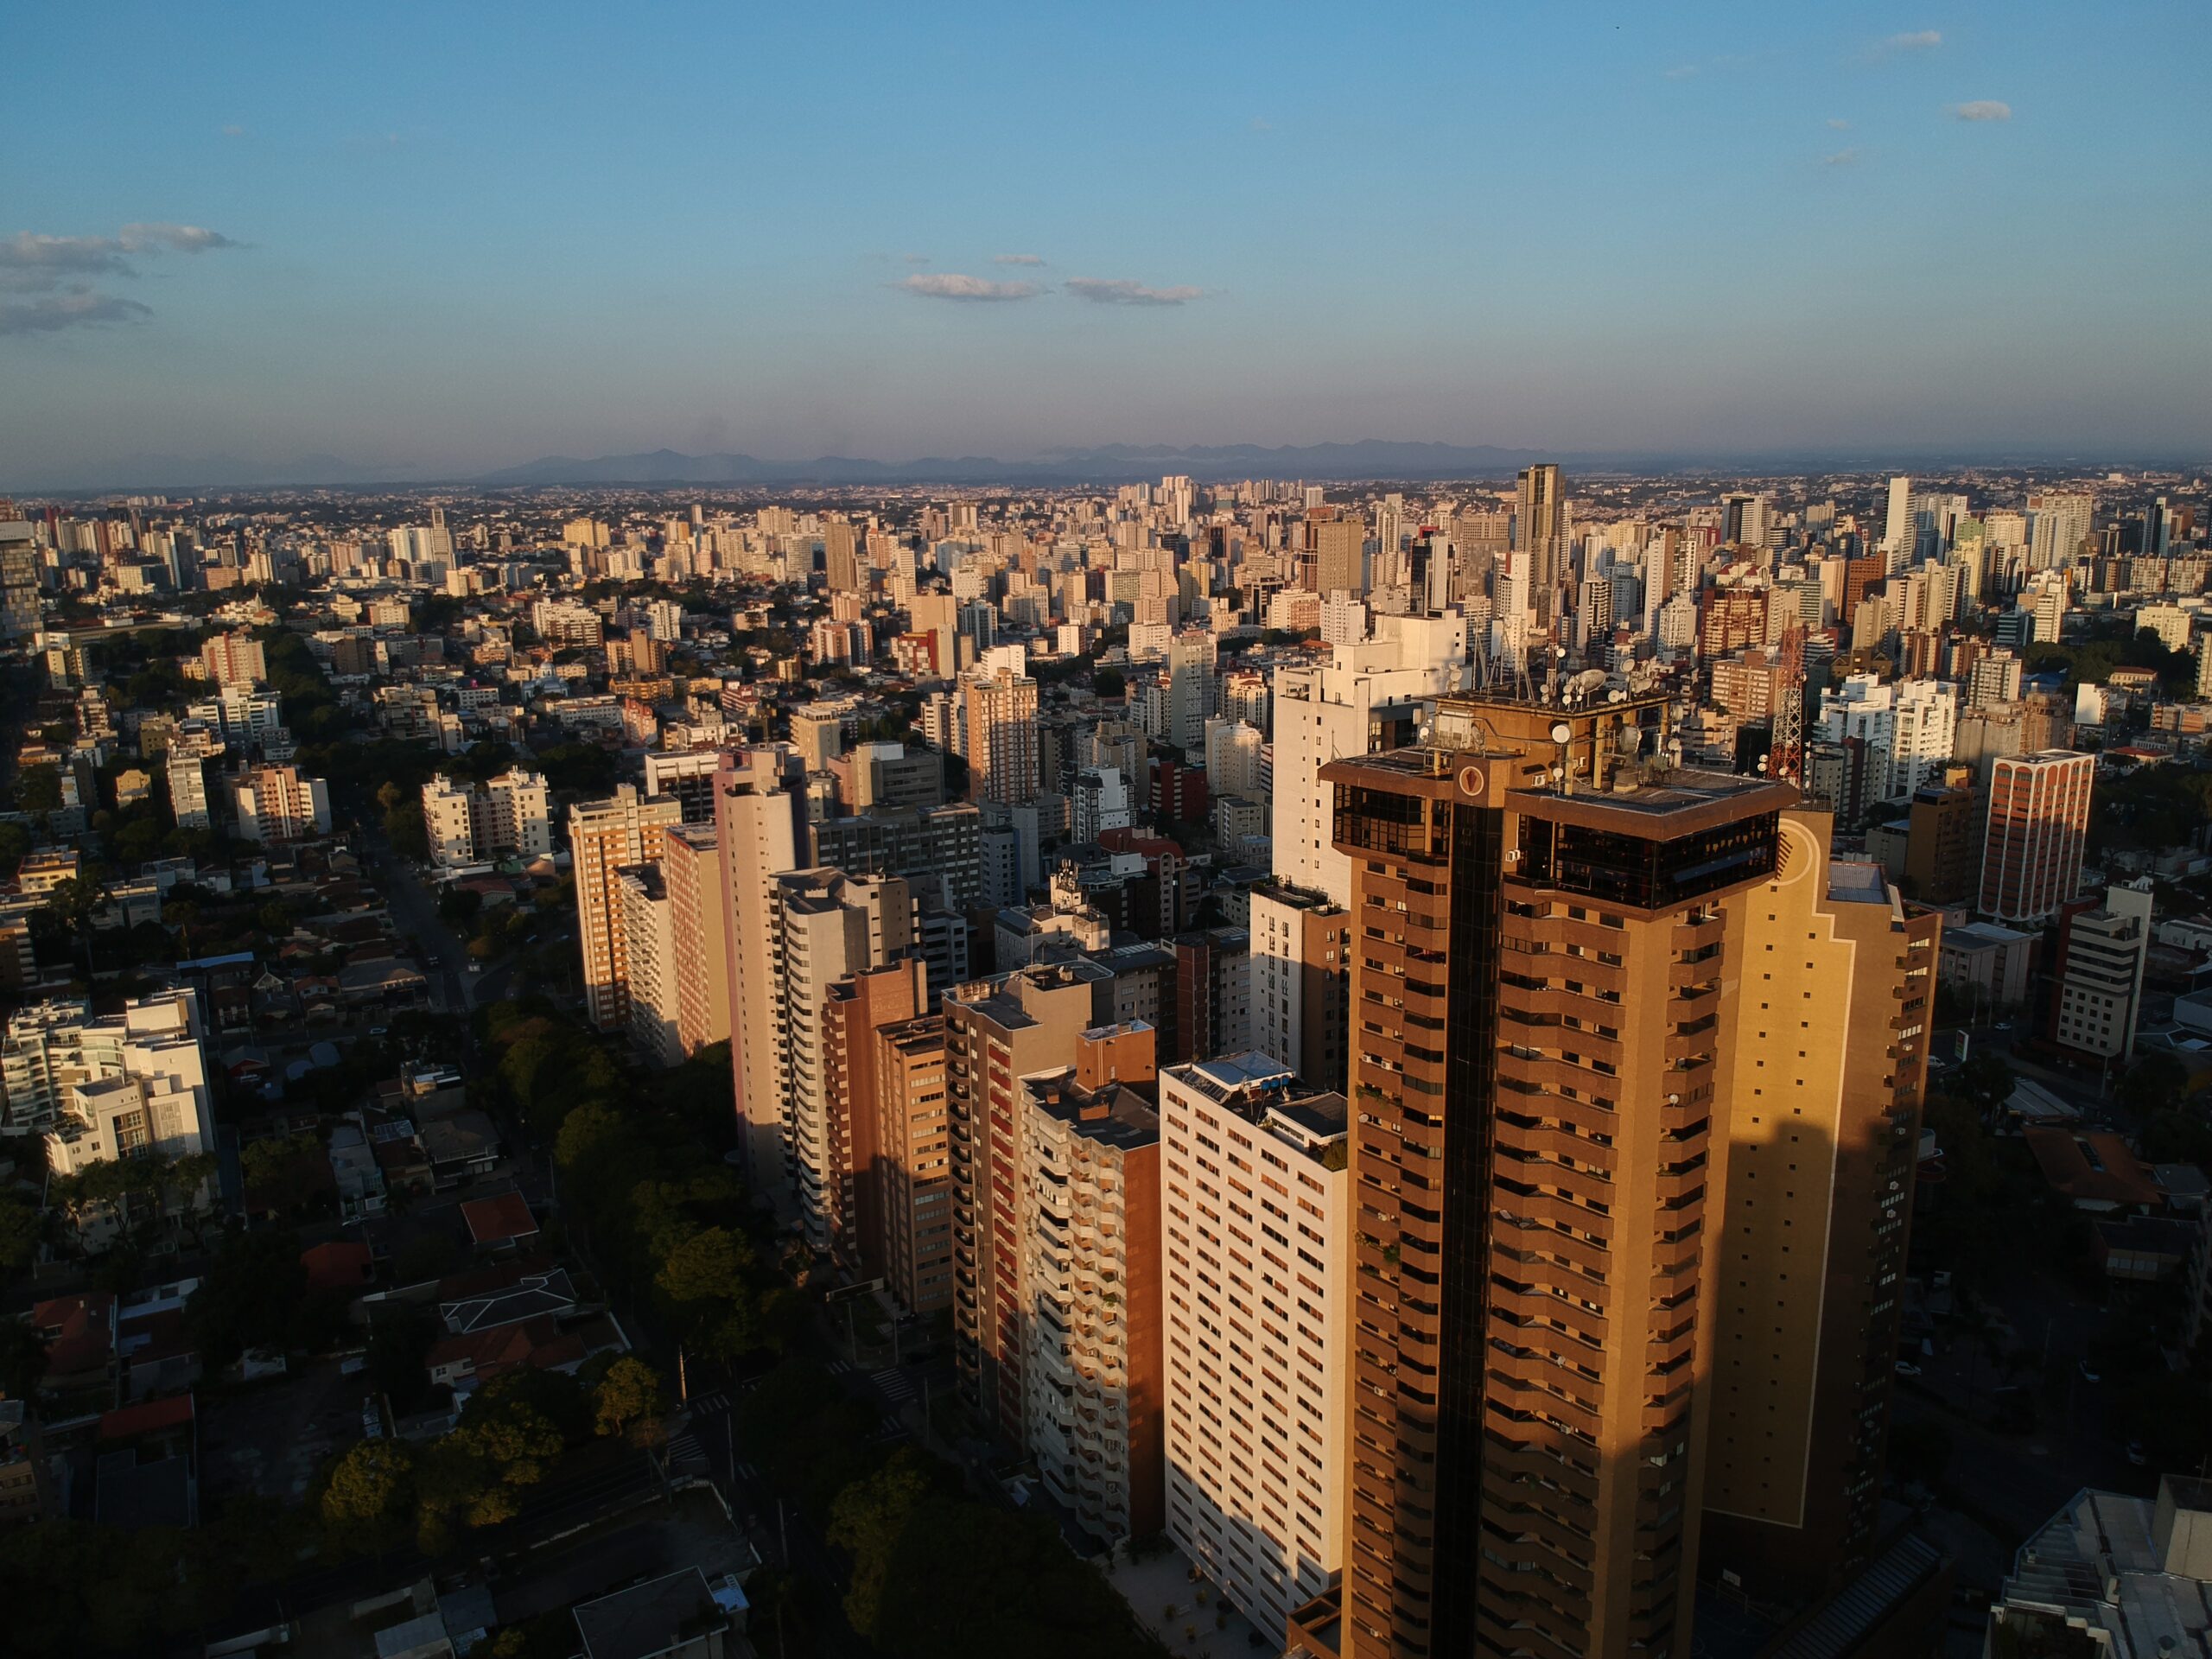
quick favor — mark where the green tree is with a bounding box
[591,1356,666,1442]
[656,1225,750,1303]
[0,821,30,879]
[1955,1051,2016,1117]
[14,764,62,814]
[0,1192,45,1278]
[42,875,110,977]
[2114,1052,2188,1121]
[828,1447,940,1637]
[321,1440,416,1558]
[464,1365,591,1450]
[187,1228,333,1367]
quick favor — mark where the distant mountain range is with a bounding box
[471,440,1559,487]
[17,438,2198,494]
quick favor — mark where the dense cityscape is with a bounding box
[0,458,2210,1659]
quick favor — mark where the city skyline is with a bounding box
[7,2,2210,484]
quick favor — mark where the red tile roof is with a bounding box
[302,1240,376,1292]
[33,1293,115,1377]
[426,1315,585,1384]
[99,1392,194,1442]
[461,1191,539,1247]
[2024,1128,2164,1209]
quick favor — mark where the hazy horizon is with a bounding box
[8,2,2209,484]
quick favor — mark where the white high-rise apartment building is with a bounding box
[617,865,682,1070]
[1017,1066,1163,1546]
[2027,492,2095,569]
[166,721,226,830]
[1205,717,1267,802]
[2054,886,2152,1063]
[187,688,285,754]
[1168,629,1220,753]
[1072,766,1134,843]
[1816,674,1960,804]
[1269,612,1468,906]
[423,769,553,870]
[3,990,211,1153]
[229,765,332,842]
[1159,1054,1350,1644]
[1881,475,1914,568]
[715,747,809,1195]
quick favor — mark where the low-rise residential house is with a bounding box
[425,1314,586,1394]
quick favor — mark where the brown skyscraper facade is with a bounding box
[875,1014,956,1315]
[1303,691,1792,1659]
[1516,463,1566,602]
[1311,512,1365,599]
[822,957,930,1279]
[946,962,1100,1440]
[1700,810,1939,1599]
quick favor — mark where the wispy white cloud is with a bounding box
[119,223,238,255]
[0,287,155,337]
[0,223,240,287]
[220,124,245,137]
[1249,116,1274,131]
[1953,99,2012,121]
[1823,148,1859,167]
[1662,63,1700,80]
[0,223,243,336]
[1065,277,1204,307]
[1885,29,1942,50]
[896,272,1042,302]
[1827,118,1852,130]
[993,253,1045,266]
[899,251,931,266]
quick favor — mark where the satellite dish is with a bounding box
[1608,689,1626,703]
[1549,721,1573,745]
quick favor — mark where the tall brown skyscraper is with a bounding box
[1516,462,1567,603]
[946,961,1100,1440]
[1309,511,1365,599]
[1299,690,1794,1659]
[823,517,861,593]
[1700,810,1939,1599]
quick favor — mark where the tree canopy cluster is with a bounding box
[480,1005,798,1364]
[745,1359,1162,1659]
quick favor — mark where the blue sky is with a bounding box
[4,1,2206,482]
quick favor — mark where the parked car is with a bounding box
[1894,1361,1923,1377]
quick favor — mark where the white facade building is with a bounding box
[3,991,214,1230]
[1269,612,1467,906]
[617,865,682,1071]
[1016,1067,1162,1546]
[1816,674,1961,804]
[229,766,331,842]
[1159,1055,1349,1645]
[423,769,554,871]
